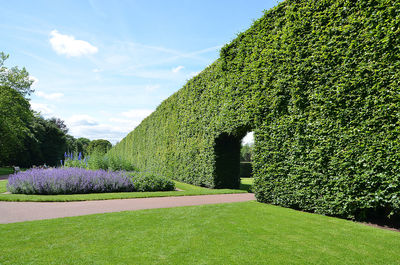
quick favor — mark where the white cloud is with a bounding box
[105,55,130,65]
[121,109,153,119]
[49,30,98,57]
[144,84,160,92]
[36,91,64,100]
[68,123,126,143]
[29,76,39,88]
[172,65,184,73]
[242,132,254,145]
[65,109,154,144]
[30,102,54,116]
[92,68,102,73]
[67,114,98,126]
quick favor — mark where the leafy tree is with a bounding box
[65,134,77,154]
[0,52,73,167]
[13,114,69,167]
[0,86,33,165]
[32,116,67,166]
[0,52,34,97]
[49,117,69,134]
[87,139,112,155]
[76,137,91,156]
[240,143,253,162]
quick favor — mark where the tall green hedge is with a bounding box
[110,0,400,220]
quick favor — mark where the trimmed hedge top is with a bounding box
[111,0,400,220]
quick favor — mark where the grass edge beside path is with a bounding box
[0,179,247,202]
[0,201,399,265]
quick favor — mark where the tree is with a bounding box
[240,143,253,162]
[49,117,69,134]
[65,134,77,154]
[29,116,67,166]
[13,114,70,167]
[87,139,112,155]
[40,119,67,166]
[0,86,33,165]
[76,137,91,156]
[0,52,34,97]
[0,52,35,166]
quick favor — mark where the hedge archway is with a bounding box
[110,0,400,221]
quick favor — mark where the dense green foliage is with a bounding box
[0,52,34,98]
[64,151,138,171]
[12,114,68,167]
[0,86,33,165]
[87,139,112,155]
[0,53,75,167]
[75,137,91,156]
[0,167,14,176]
[239,162,252,178]
[110,0,400,221]
[240,143,253,162]
[1,202,400,265]
[129,172,175,192]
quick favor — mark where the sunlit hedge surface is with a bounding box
[110,0,400,221]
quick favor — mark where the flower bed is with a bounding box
[7,168,175,195]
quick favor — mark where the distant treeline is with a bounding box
[0,52,111,167]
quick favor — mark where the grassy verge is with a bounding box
[0,201,399,264]
[0,180,247,202]
[240,177,253,192]
[0,167,13,176]
[0,180,6,193]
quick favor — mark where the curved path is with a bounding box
[0,193,255,224]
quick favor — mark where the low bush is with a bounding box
[7,168,175,195]
[129,172,175,192]
[63,152,138,172]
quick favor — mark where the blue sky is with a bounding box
[1,0,279,144]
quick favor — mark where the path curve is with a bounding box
[0,193,255,224]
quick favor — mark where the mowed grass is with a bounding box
[0,201,399,264]
[0,180,6,193]
[0,180,247,202]
[240,177,253,192]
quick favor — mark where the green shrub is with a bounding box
[127,172,175,192]
[239,162,252,178]
[87,139,112,155]
[63,151,139,172]
[109,0,400,221]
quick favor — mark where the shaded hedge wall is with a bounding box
[111,0,400,220]
[240,162,253,178]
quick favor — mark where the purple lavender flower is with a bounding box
[7,168,135,195]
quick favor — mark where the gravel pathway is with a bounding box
[0,193,255,224]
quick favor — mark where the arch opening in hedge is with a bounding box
[213,125,253,189]
[110,0,400,222]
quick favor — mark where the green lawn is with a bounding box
[0,180,247,201]
[0,167,13,176]
[0,180,6,193]
[240,177,253,192]
[0,201,398,264]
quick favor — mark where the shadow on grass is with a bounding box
[239,178,253,192]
